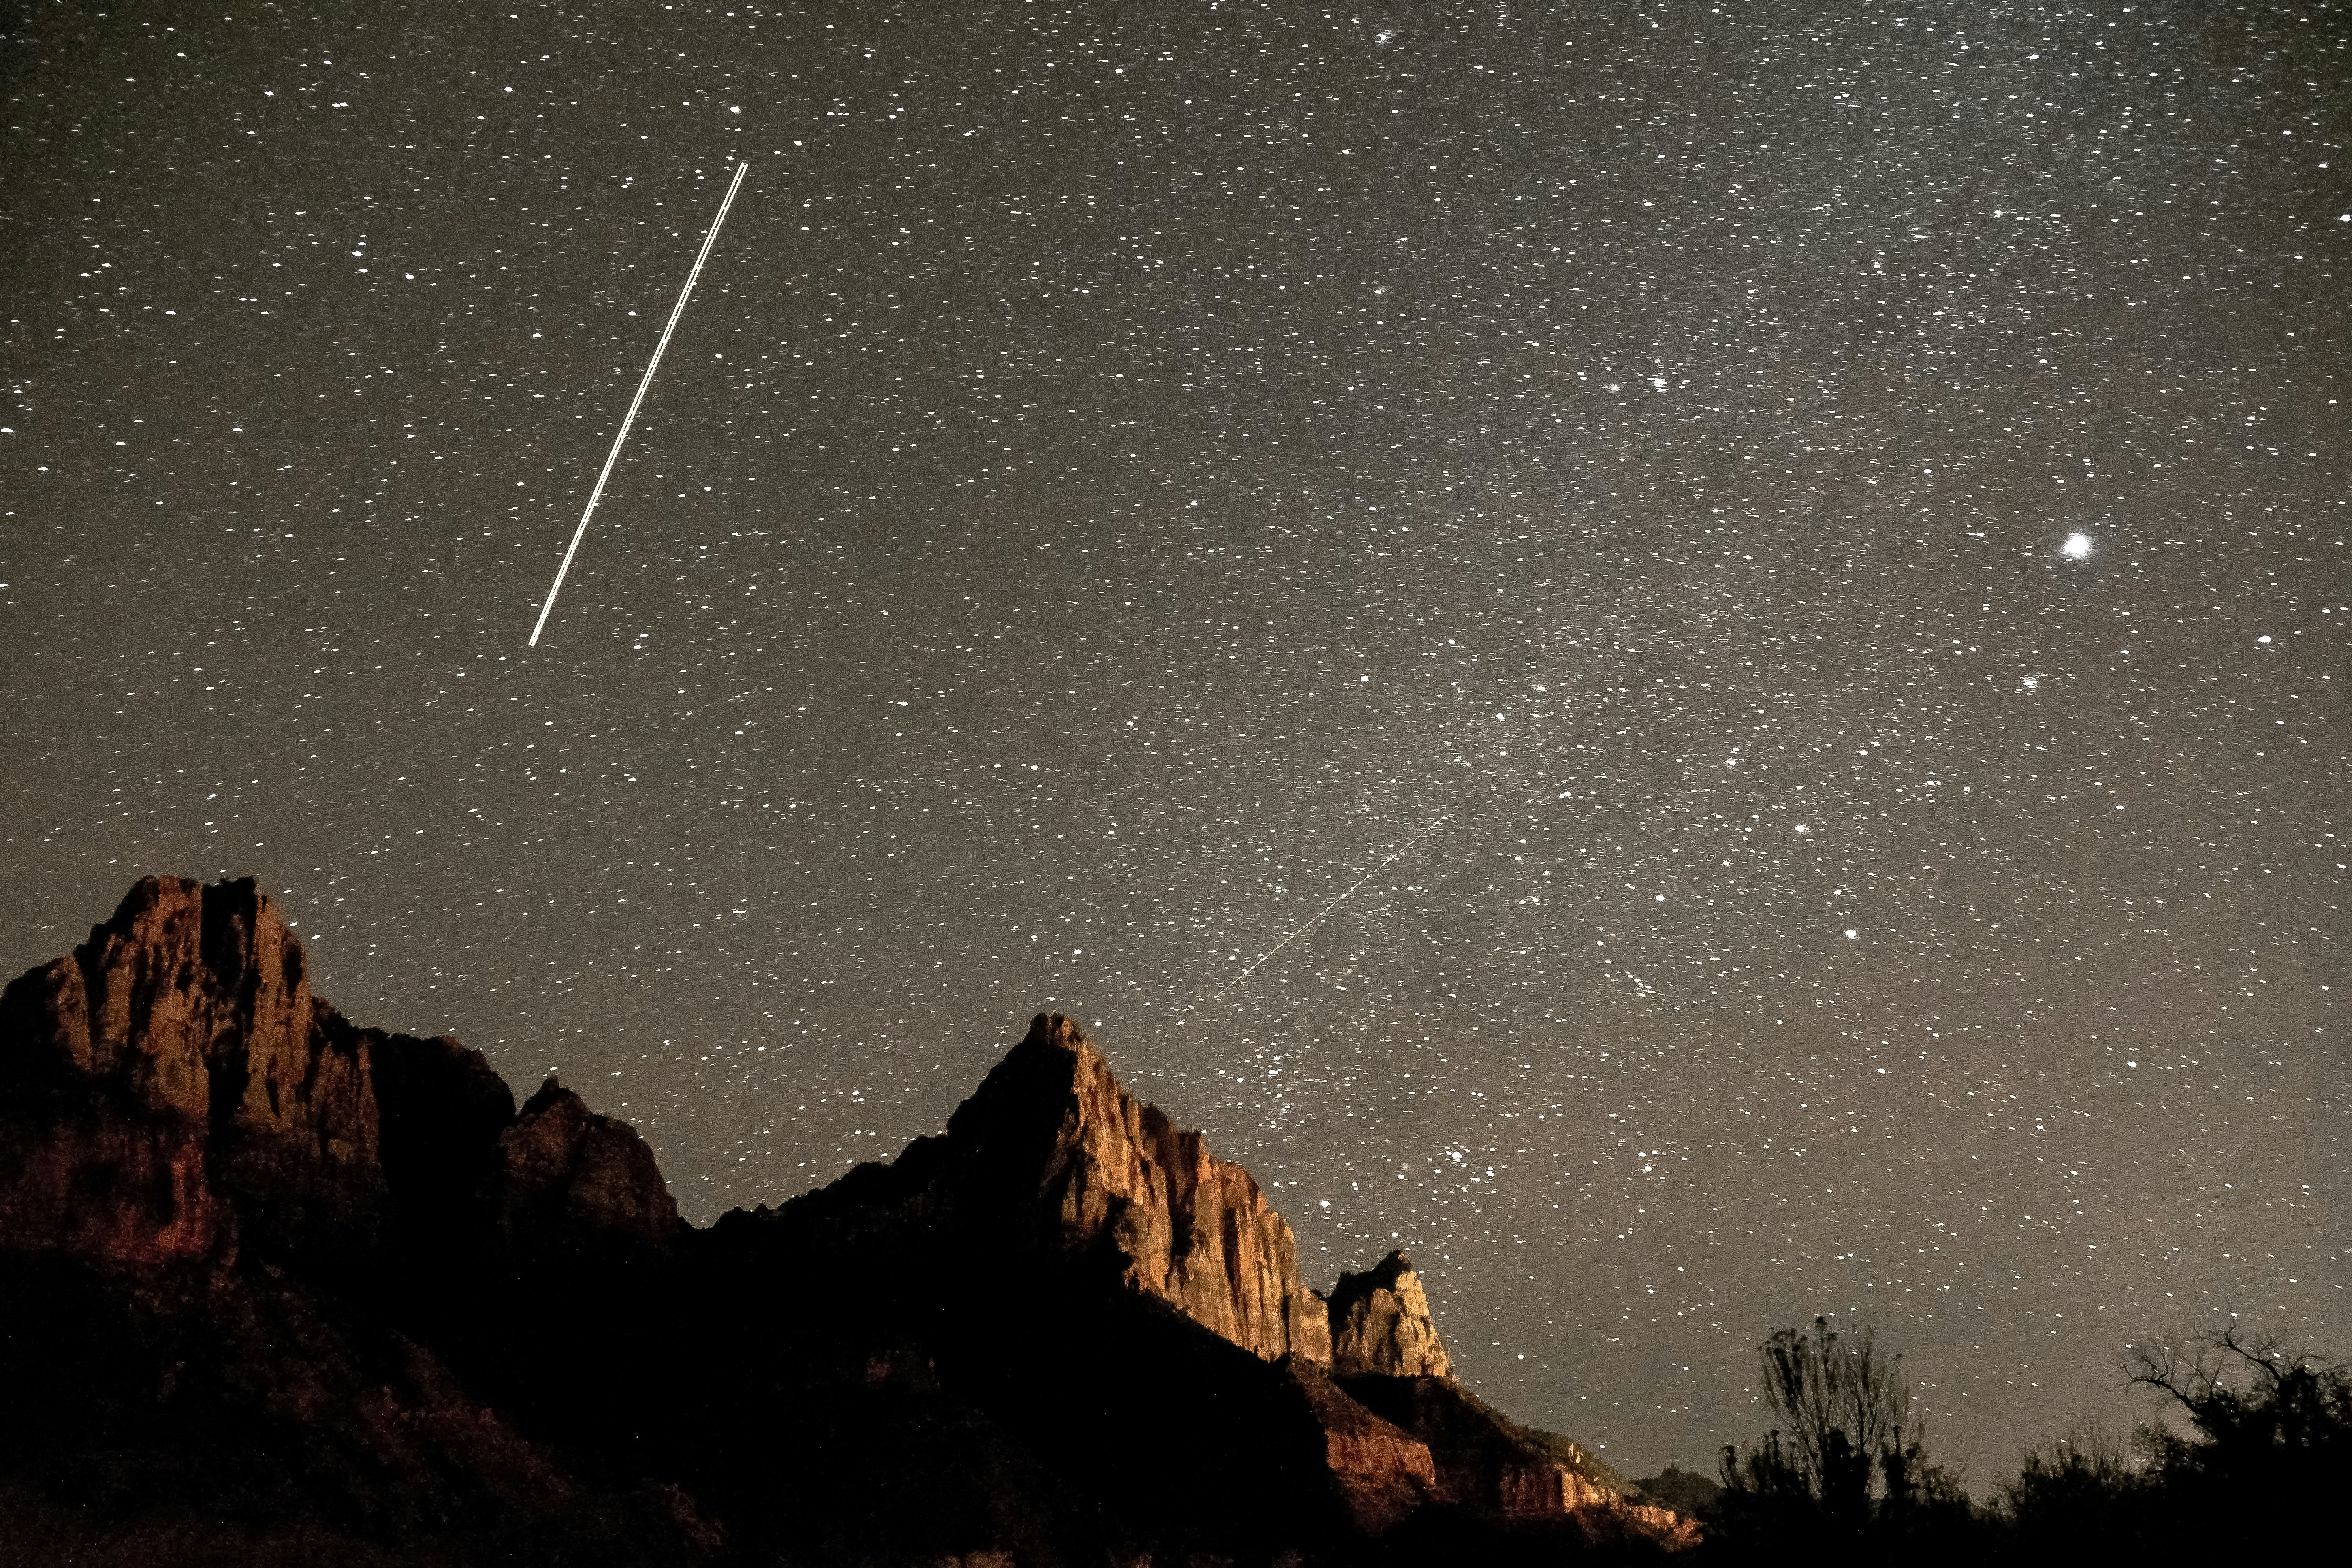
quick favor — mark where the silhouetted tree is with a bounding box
[1996,1418,2145,1556]
[2127,1324,2352,1502]
[1989,1327,2352,1562]
[1708,1318,1976,1559]
[1698,1317,2352,1561]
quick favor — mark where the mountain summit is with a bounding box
[1329,1250,1456,1379]
[743,1010,1330,1363]
[0,876,1693,1564]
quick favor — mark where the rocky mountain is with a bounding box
[0,876,1696,1565]
[734,1011,1330,1365]
[1329,1250,1456,1379]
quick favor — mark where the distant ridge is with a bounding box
[0,875,1697,1563]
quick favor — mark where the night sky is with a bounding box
[3,0,2346,1482]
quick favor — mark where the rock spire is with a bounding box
[1327,1249,1455,1378]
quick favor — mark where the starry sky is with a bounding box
[2,0,2346,1483]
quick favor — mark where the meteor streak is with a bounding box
[527,158,752,647]
[1208,813,1449,1003]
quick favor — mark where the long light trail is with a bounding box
[527,158,751,647]
[1207,812,1451,1004]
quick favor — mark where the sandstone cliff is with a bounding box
[493,1075,682,1252]
[0,875,384,1267]
[1338,1373,1700,1549]
[1637,1462,1725,1519]
[959,1011,1329,1362]
[0,878,710,1564]
[1,877,1693,1564]
[1284,1356,1439,1532]
[763,1011,1330,1365]
[0,876,679,1276]
[1327,1248,1455,1378]
[741,1012,1690,1548]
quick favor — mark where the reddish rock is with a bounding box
[0,876,386,1265]
[0,1105,222,1264]
[0,877,713,1560]
[2,876,1688,1561]
[1319,1255,1696,1542]
[1636,1461,1723,1519]
[1336,1373,1698,1548]
[492,1077,681,1250]
[928,1012,1330,1363]
[0,877,681,1271]
[1283,1357,1437,1532]
[1326,1250,1454,1379]
[755,1013,1435,1534]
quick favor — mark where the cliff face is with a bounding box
[753,1014,1688,1547]
[0,878,705,1564]
[774,1012,1330,1365]
[493,1076,682,1252]
[1327,1249,1455,1378]
[952,1012,1330,1363]
[1337,1374,1699,1548]
[1285,1358,1439,1532]
[0,876,385,1266]
[1637,1463,1725,1521]
[0,876,678,1276]
[0,877,1692,1564]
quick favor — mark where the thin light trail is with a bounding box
[527,158,752,647]
[1208,813,1450,1004]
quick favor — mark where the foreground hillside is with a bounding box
[0,876,1695,1566]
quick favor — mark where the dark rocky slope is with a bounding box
[0,876,1693,1565]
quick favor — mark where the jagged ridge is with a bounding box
[0,876,1696,1564]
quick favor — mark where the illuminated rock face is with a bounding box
[768,1014,1693,1547]
[1337,1375,1701,1549]
[0,876,384,1266]
[0,881,1699,1560]
[1286,1358,1440,1532]
[1326,1250,1455,1379]
[0,874,673,1270]
[1005,1012,1332,1363]
[0,879,702,1563]
[875,1011,1333,1364]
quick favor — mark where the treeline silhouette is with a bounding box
[1687,1318,2352,1563]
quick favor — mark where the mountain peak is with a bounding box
[4,883,1695,1559]
[0,873,382,1267]
[493,1075,680,1252]
[846,1011,1334,1364]
[1328,1249,1455,1379]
